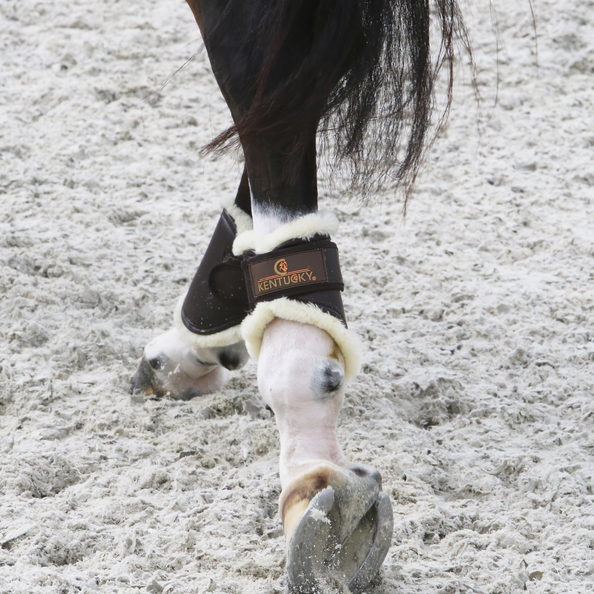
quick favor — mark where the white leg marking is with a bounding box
[251,202,296,234]
[257,318,347,488]
[142,327,230,397]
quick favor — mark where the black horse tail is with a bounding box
[204,0,471,203]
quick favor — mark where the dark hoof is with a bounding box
[130,357,203,400]
[282,463,394,593]
[131,356,162,397]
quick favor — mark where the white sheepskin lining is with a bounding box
[219,196,253,234]
[173,296,243,349]
[233,211,339,255]
[241,298,361,382]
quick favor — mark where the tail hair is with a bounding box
[204,0,472,204]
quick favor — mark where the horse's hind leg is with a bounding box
[188,1,393,590]
[131,170,252,400]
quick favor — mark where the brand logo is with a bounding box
[274,259,289,275]
[257,261,317,293]
[249,249,328,298]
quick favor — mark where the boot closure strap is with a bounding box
[242,236,343,304]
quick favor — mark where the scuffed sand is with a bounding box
[1,0,594,592]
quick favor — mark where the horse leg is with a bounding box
[258,320,393,593]
[243,209,392,593]
[187,1,393,590]
[132,0,324,400]
[131,170,252,400]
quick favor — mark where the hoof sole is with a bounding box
[283,464,394,593]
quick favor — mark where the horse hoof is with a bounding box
[131,329,237,400]
[131,355,161,397]
[281,463,394,593]
[131,353,230,400]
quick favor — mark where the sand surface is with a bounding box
[1,0,594,592]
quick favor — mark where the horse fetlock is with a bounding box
[257,319,347,478]
[258,318,345,406]
[131,327,236,399]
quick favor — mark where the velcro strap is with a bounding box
[242,236,344,308]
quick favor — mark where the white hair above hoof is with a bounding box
[131,327,248,400]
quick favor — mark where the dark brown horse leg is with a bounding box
[187,2,393,592]
[187,0,321,217]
